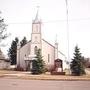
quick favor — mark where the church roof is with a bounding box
[19,39,55,50]
[19,40,31,49]
[42,39,55,48]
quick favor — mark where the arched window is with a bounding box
[48,54,50,63]
[34,46,38,54]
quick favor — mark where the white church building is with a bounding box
[17,11,66,71]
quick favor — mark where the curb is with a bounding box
[1,74,90,81]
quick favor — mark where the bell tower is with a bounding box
[30,8,42,55]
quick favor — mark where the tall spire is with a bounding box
[35,6,39,20]
[33,6,40,23]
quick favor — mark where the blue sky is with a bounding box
[0,0,90,60]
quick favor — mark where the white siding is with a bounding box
[18,42,30,69]
[30,43,41,55]
[42,39,55,66]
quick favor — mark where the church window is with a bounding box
[36,25,38,32]
[48,54,50,63]
[34,46,38,54]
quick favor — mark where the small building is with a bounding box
[0,48,10,69]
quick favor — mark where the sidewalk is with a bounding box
[0,70,90,81]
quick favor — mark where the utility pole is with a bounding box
[65,0,70,71]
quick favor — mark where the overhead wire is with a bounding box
[6,17,90,25]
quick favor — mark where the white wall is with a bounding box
[42,39,55,66]
[30,43,41,55]
[58,52,68,70]
[18,42,30,69]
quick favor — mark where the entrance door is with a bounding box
[25,60,31,71]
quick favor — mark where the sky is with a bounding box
[0,0,90,60]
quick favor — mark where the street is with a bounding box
[0,78,90,90]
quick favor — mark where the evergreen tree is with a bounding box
[31,49,45,74]
[20,36,27,47]
[70,45,85,76]
[8,37,19,65]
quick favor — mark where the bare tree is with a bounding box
[0,11,9,46]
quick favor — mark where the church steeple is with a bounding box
[33,6,41,23]
[30,7,42,55]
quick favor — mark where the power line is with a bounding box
[6,17,90,25]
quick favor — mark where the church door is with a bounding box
[25,60,31,71]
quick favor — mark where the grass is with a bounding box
[0,70,90,81]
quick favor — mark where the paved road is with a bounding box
[0,78,90,90]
